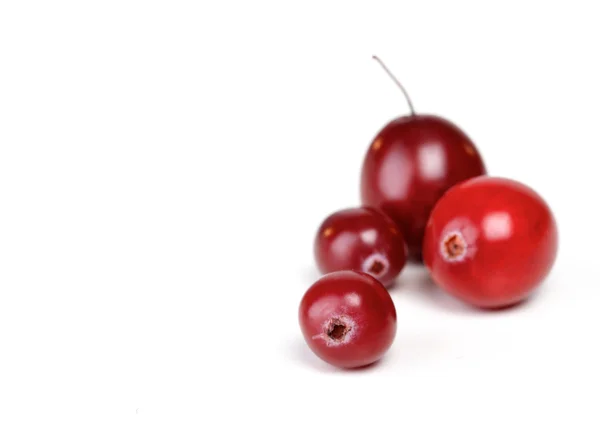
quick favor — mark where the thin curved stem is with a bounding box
[372,55,415,116]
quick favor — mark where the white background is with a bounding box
[1,1,599,427]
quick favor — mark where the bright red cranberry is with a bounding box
[314,207,407,286]
[360,56,486,261]
[299,271,397,368]
[423,177,558,309]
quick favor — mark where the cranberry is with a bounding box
[299,271,397,368]
[360,56,486,260]
[314,207,407,286]
[423,176,558,309]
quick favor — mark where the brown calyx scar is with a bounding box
[368,260,385,275]
[362,253,389,278]
[442,232,466,260]
[327,318,351,341]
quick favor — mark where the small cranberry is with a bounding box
[314,207,407,286]
[299,271,397,368]
[423,176,558,309]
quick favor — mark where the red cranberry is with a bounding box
[360,56,486,260]
[423,176,558,309]
[299,271,397,368]
[314,207,407,286]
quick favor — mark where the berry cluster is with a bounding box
[298,57,558,369]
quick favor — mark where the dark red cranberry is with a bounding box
[299,271,397,368]
[314,207,407,286]
[361,56,486,260]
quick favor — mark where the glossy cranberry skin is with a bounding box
[314,207,407,286]
[423,177,558,309]
[299,271,397,368]
[361,115,486,260]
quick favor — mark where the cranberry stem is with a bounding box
[372,55,415,116]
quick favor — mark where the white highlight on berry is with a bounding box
[344,292,362,307]
[418,142,447,180]
[360,228,378,245]
[482,211,513,241]
[331,231,356,258]
[379,147,413,199]
[362,253,390,279]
